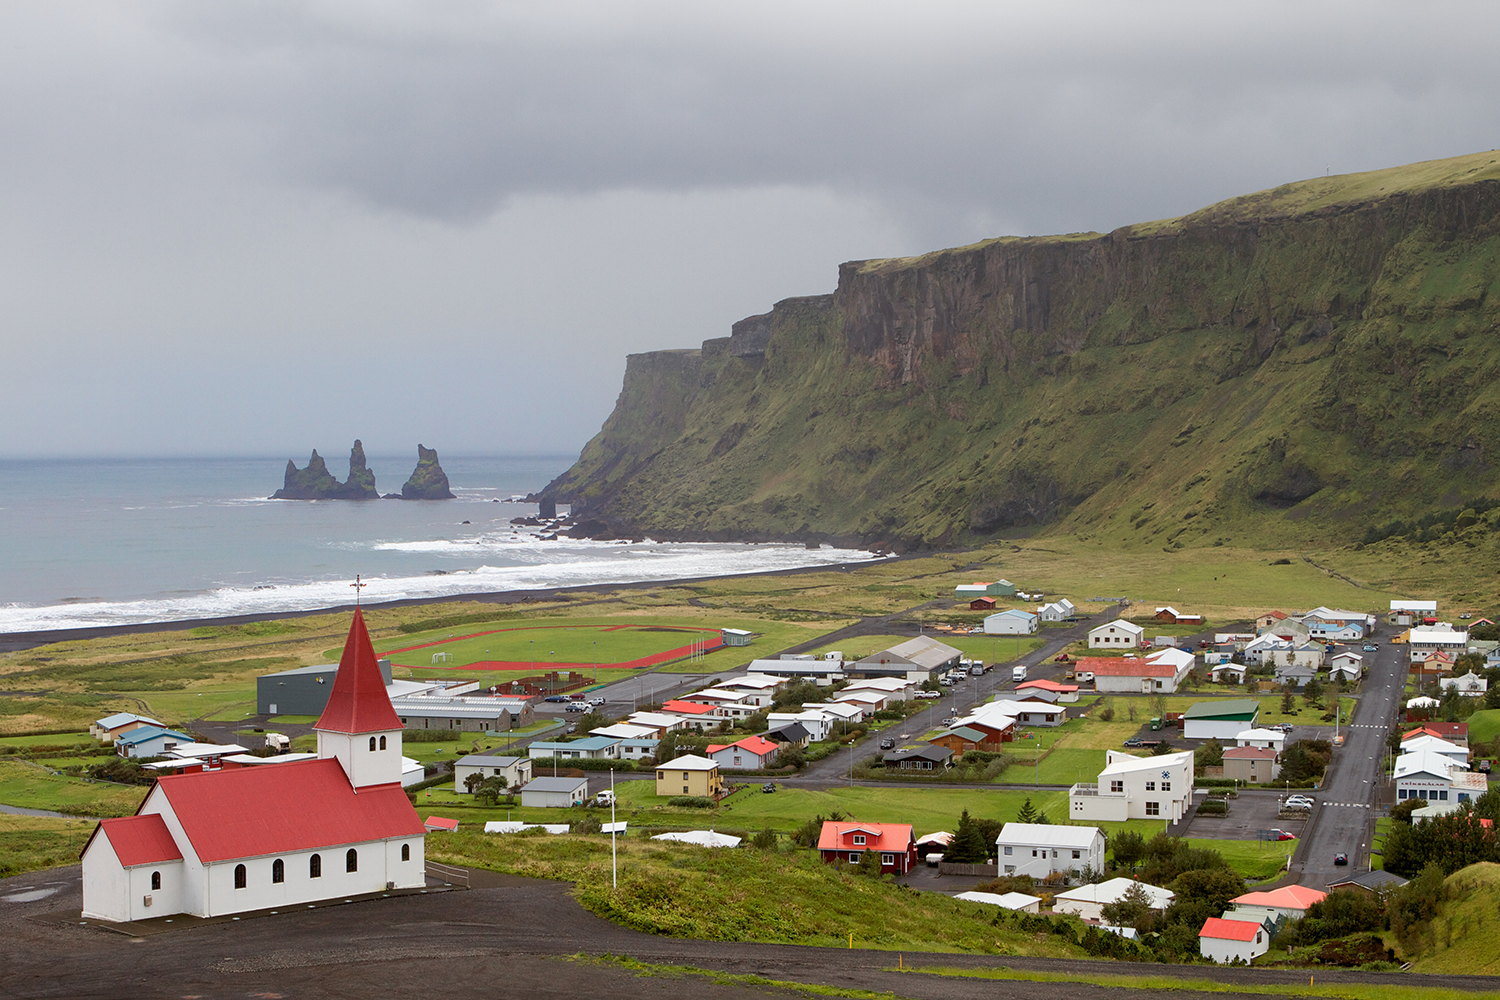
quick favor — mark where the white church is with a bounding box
[81,609,428,922]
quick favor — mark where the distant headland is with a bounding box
[271,441,455,500]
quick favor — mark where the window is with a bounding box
[681,771,690,780]
[1110,780,1124,793]
[402,843,410,862]
[1004,865,1015,874]
[234,864,247,889]
[657,771,664,779]
[853,834,866,845]
[369,736,377,751]
[310,854,322,878]
[379,735,387,750]
[684,786,689,794]
[151,871,161,890]
[1162,781,1171,791]
[1003,846,1013,856]
[272,859,284,884]
[1398,788,1408,799]
[1439,790,1449,800]
[881,854,895,866]
[1072,850,1081,859]
[346,849,358,873]
[849,852,861,863]
[1146,781,1156,791]
[1145,801,1160,816]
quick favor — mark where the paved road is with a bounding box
[1289,623,1405,885]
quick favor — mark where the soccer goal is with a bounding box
[432,652,453,664]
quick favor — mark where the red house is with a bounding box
[816,821,917,874]
[970,596,997,611]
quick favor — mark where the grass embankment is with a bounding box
[428,831,1088,956]
[0,760,146,818]
[1404,862,1500,975]
[0,814,95,877]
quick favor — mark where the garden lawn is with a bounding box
[0,732,100,749]
[0,814,96,877]
[1153,695,1357,729]
[1466,709,1500,746]
[0,759,147,817]
[1186,837,1295,881]
[427,831,1092,956]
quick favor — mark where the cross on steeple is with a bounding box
[351,575,366,605]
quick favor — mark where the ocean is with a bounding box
[0,456,875,633]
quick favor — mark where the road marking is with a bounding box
[1323,802,1371,808]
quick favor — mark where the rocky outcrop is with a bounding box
[540,151,1500,548]
[393,445,455,500]
[271,441,380,499]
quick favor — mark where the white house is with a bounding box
[1076,655,1186,695]
[1199,917,1269,964]
[520,775,589,808]
[1088,619,1145,649]
[1328,652,1363,682]
[1441,671,1488,697]
[453,753,532,794]
[1390,599,1438,626]
[1235,728,1286,751]
[994,823,1105,878]
[1069,749,1195,823]
[705,735,779,770]
[115,726,194,759]
[624,712,691,735]
[1408,626,1469,662]
[984,609,1039,635]
[1399,734,1469,765]
[1036,600,1075,623]
[1052,877,1174,922]
[1229,885,1326,920]
[979,697,1065,727]
[954,890,1042,912]
[1182,699,1261,741]
[768,710,834,742]
[81,610,425,924]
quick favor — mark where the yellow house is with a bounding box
[655,754,723,798]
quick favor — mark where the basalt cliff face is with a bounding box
[395,445,456,500]
[542,151,1500,550]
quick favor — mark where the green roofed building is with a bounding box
[1182,699,1261,741]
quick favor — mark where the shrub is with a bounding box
[751,827,777,850]
[667,796,714,808]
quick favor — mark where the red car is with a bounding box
[1273,830,1298,841]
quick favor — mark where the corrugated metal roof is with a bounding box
[87,814,183,867]
[314,610,403,735]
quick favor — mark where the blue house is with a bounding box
[115,726,193,758]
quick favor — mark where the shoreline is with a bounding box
[0,552,907,653]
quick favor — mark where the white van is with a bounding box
[1012,664,1028,682]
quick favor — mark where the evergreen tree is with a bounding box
[945,809,990,863]
[1016,797,1038,823]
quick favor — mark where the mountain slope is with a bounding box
[542,151,1500,550]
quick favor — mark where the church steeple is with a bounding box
[315,607,404,788]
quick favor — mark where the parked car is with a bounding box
[1285,796,1314,810]
[879,738,896,750]
[1277,723,1295,733]
[544,695,568,703]
[916,691,942,699]
[566,702,590,713]
[762,782,777,793]
[1054,653,1071,663]
[1273,830,1298,841]
[588,697,606,706]
[1481,759,1492,773]
[1363,644,1379,652]
[1123,737,1144,747]
[926,852,944,867]
[1334,852,1349,866]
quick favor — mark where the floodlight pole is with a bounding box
[611,767,618,889]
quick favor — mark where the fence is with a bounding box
[425,861,470,888]
[938,861,997,877]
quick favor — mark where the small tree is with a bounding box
[1303,676,1325,707]
[1195,738,1224,773]
[464,772,486,794]
[1112,830,1146,868]
[1100,879,1155,929]
[854,847,884,878]
[653,729,680,765]
[475,775,508,805]
[946,809,990,863]
[1281,684,1296,713]
[1016,797,1039,823]
[751,827,778,850]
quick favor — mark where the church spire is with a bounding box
[314,607,402,735]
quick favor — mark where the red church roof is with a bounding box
[84,813,182,867]
[315,608,403,734]
[151,758,423,863]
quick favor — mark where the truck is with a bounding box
[265,733,290,753]
[1012,664,1028,682]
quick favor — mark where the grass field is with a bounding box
[1407,863,1500,974]
[0,814,95,877]
[1467,709,1500,745]
[427,831,1093,956]
[0,760,146,817]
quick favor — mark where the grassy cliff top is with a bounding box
[856,148,1500,273]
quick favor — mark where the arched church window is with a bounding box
[310,853,322,878]
[346,848,358,873]
[272,858,285,883]
[234,864,246,889]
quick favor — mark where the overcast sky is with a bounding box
[2,1,1497,461]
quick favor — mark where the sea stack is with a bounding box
[394,444,455,499]
[271,440,380,499]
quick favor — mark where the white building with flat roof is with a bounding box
[1070,749,1194,823]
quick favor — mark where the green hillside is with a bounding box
[543,151,1500,556]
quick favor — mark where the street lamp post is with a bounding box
[1035,741,1041,785]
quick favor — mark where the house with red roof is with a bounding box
[705,736,780,770]
[1199,916,1269,964]
[1074,655,1185,694]
[81,609,427,923]
[659,700,725,732]
[1015,678,1080,703]
[816,821,917,874]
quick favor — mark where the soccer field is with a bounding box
[377,620,723,672]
